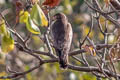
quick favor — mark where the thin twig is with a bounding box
[81,14,94,46]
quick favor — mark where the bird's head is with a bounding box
[52,13,67,21]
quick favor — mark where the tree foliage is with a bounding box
[0,0,120,80]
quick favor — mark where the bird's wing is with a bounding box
[63,22,73,52]
[51,20,66,49]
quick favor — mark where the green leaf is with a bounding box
[30,4,41,26]
[1,31,14,53]
[30,3,48,27]
[0,19,7,35]
[26,16,41,34]
[19,10,29,23]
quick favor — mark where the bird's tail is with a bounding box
[56,49,68,69]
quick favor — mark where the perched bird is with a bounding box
[51,13,73,69]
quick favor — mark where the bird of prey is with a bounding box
[51,13,73,69]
